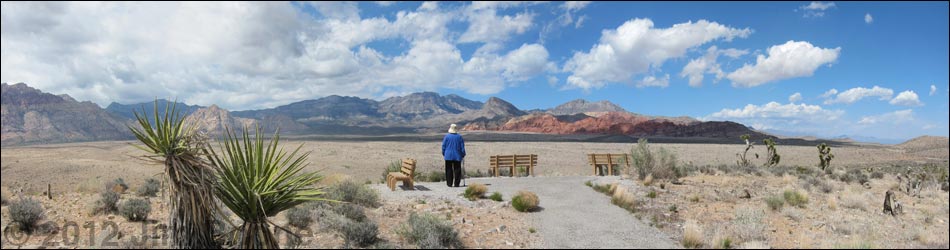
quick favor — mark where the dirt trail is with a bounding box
[376,176,680,249]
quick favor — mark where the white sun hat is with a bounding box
[448,124,458,134]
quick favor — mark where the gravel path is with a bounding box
[375,176,680,249]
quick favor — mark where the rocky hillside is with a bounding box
[547,99,626,115]
[106,99,204,120]
[1,83,131,145]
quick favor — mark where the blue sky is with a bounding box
[1,1,948,142]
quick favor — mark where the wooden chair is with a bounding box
[587,154,631,176]
[387,158,417,191]
[489,154,537,177]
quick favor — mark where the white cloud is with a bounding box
[563,18,751,90]
[562,1,591,12]
[727,41,840,87]
[930,85,938,96]
[799,1,836,17]
[0,2,554,110]
[820,89,838,98]
[636,74,670,88]
[705,102,845,133]
[540,1,590,43]
[418,1,438,11]
[459,9,534,44]
[858,109,914,125]
[823,86,894,105]
[864,13,873,24]
[375,1,395,7]
[469,1,547,11]
[789,93,803,103]
[680,46,748,87]
[889,90,923,106]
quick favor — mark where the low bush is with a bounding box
[119,198,151,222]
[325,180,381,208]
[426,171,446,183]
[136,178,161,197]
[464,184,488,201]
[840,191,869,211]
[646,190,658,199]
[9,197,45,233]
[104,178,129,193]
[715,236,733,250]
[342,220,379,248]
[733,207,766,242]
[92,190,120,215]
[783,190,809,208]
[870,172,885,179]
[398,213,463,249]
[286,206,313,229]
[682,222,704,249]
[489,192,504,202]
[330,202,368,222]
[765,196,784,211]
[630,139,684,181]
[511,191,539,212]
[611,188,638,213]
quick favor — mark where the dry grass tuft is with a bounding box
[840,191,869,212]
[512,191,539,212]
[682,221,705,249]
[611,187,638,213]
[464,183,488,201]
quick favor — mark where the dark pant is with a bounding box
[445,160,462,187]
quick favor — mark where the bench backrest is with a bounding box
[401,158,417,177]
[588,154,631,166]
[490,154,538,168]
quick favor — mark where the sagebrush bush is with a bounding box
[765,196,784,211]
[682,222,704,249]
[104,178,129,193]
[489,192,504,202]
[381,161,402,183]
[783,190,809,208]
[399,213,463,249]
[136,178,161,197]
[342,220,379,248]
[332,202,368,222]
[286,206,313,229]
[119,198,151,222]
[9,197,45,233]
[427,171,446,183]
[630,139,683,181]
[733,207,766,241]
[464,184,488,201]
[326,180,381,208]
[512,191,539,212]
[92,190,120,215]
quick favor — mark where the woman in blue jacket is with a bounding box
[442,124,466,187]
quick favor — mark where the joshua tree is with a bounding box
[736,134,757,167]
[763,138,781,168]
[207,126,327,249]
[129,102,220,249]
[818,143,834,171]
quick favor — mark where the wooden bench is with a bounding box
[588,154,631,176]
[490,154,537,177]
[387,158,417,191]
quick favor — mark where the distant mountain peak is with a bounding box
[548,99,626,116]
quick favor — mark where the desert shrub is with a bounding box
[464,184,488,201]
[285,206,313,229]
[342,220,379,248]
[611,188,638,213]
[489,192,504,202]
[591,183,613,195]
[92,190,120,215]
[381,161,402,183]
[802,176,834,194]
[782,207,803,222]
[326,180,381,208]
[512,191,539,212]
[841,169,869,185]
[584,181,593,187]
[398,213,463,249]
[715,236,733,249]
[733,207,766,242]
[682,222,705,249]
[841,192,869,211]
[647,190,658,199]
[783,190,809,208]
[427,171,446,183]
[762,138,781,168]
[136,178,161,197]
[630,139,683,181]
[104,178,129,193]
[466,169,488,178]
[765,196,784,211]
[329,202,368,222]
[9,197,45,233]
[870,172,885,179]
[119,198,152,222]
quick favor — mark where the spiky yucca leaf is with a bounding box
[128,100,220,249]
[208,126,326,249]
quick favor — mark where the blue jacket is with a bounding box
[442,133,466,161]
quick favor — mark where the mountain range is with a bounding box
[1,82,796,146]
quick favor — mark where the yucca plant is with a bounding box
[128,101,220,249]
[207,126,327,249]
